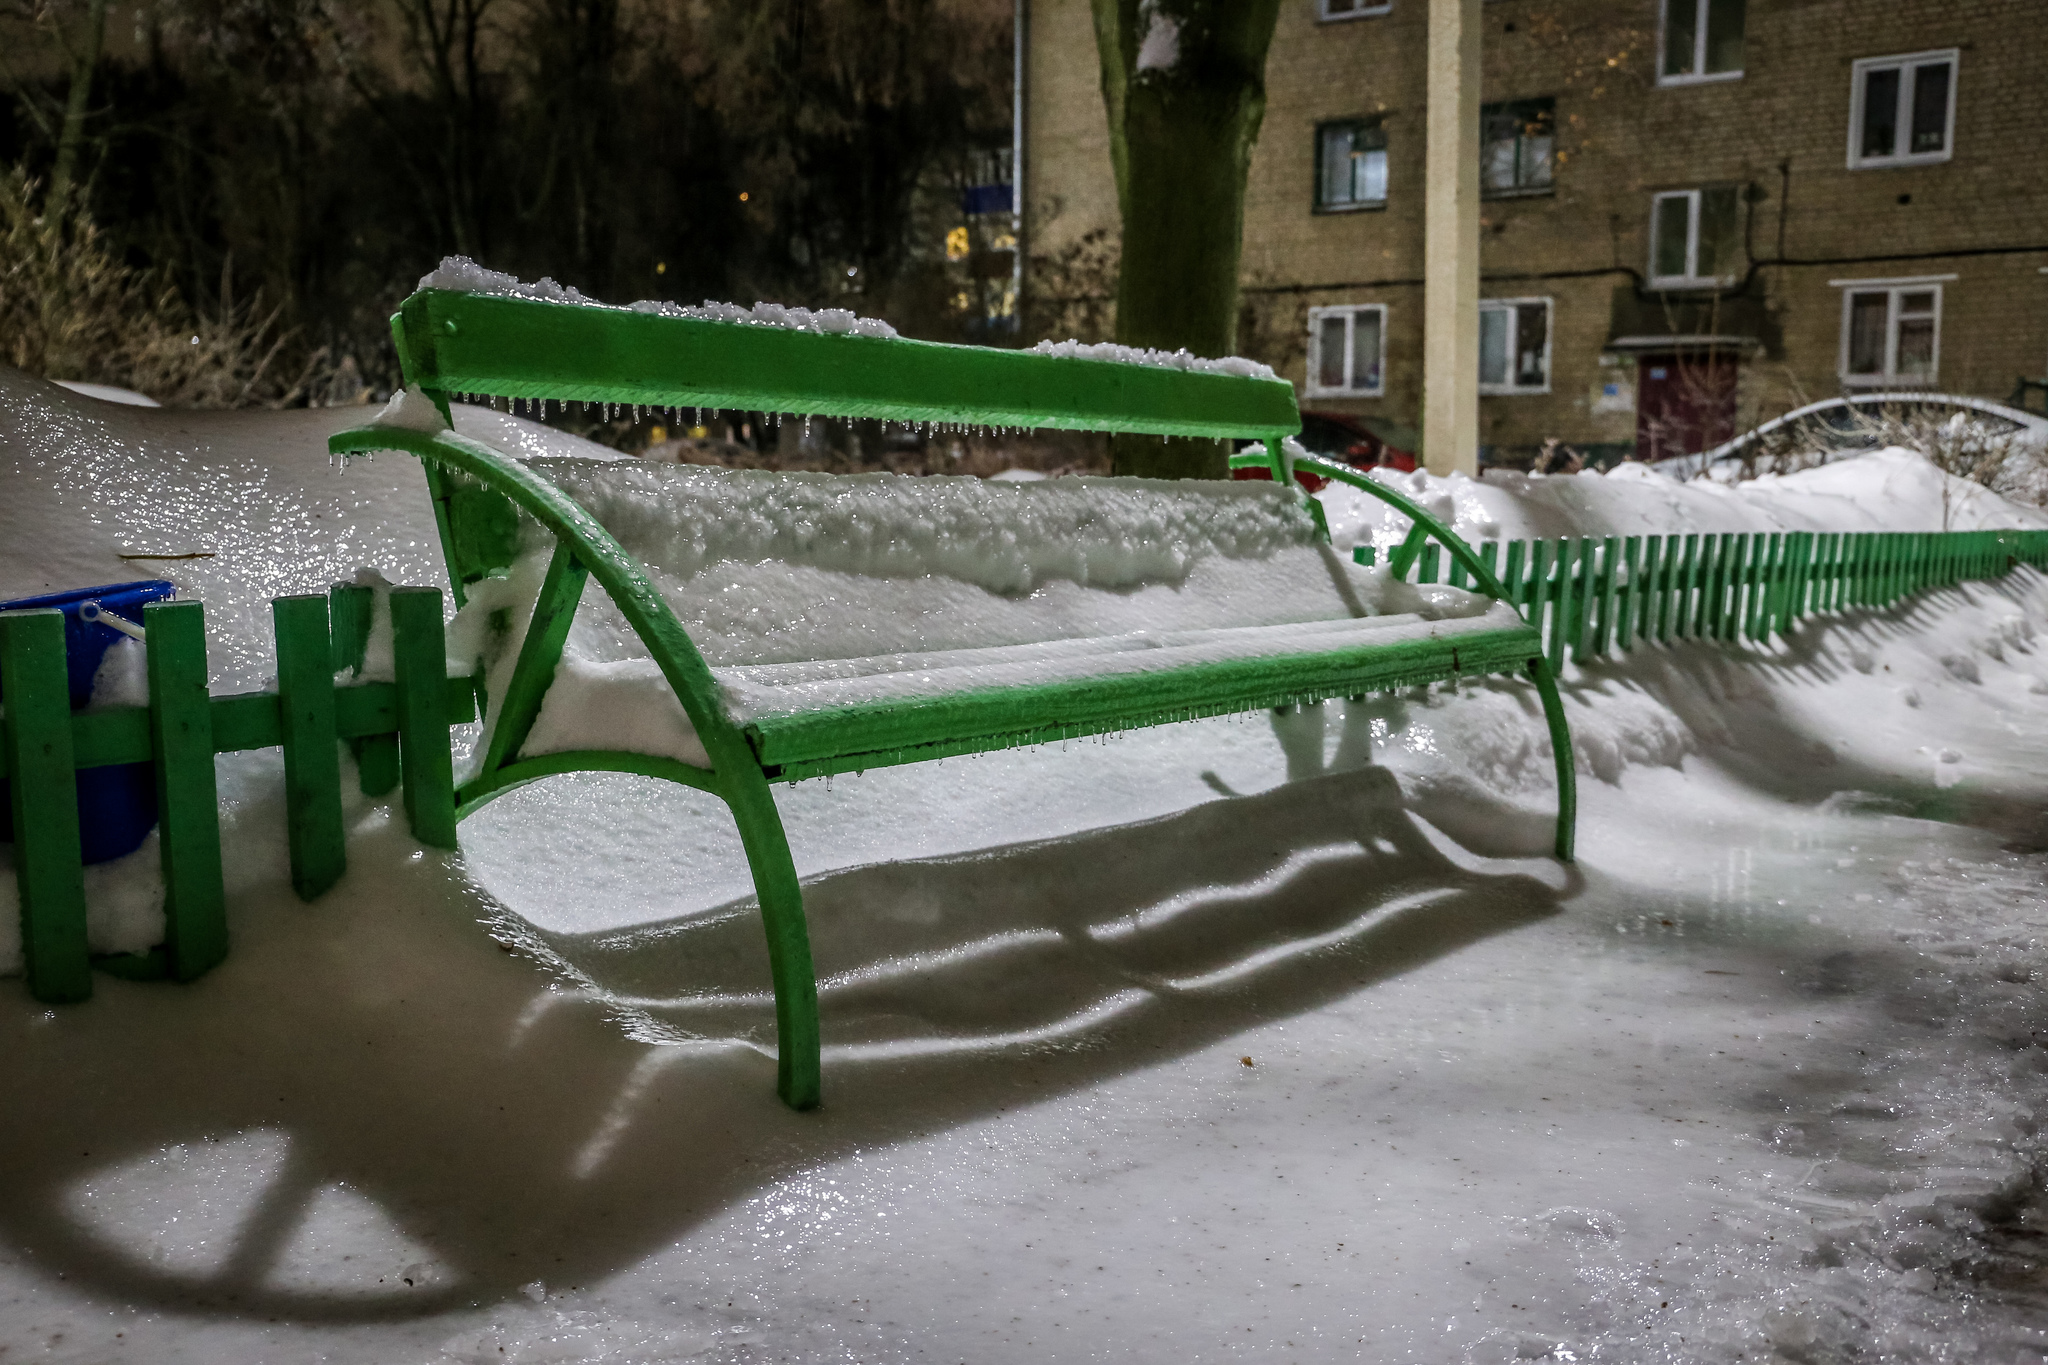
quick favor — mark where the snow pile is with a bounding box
[1325,446,2048,554]
[418,255,900,339]
[1026,337,1279,381]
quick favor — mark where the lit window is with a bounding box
[1839,283,1941,386]
[1481,99,1555,196]
[1479,299,1551,394]
[1316,121,1388,212]
[1319,0,1391,20]
[1648,187,1741,289]
[1659,0,1744,84]
[1306,305,1386,397]
[1848,51,1957,169]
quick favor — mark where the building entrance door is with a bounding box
[1635,351,1737,462]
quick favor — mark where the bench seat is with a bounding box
[721,605,1536,778]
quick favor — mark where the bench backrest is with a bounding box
[508,458,1417,667]
[392,288,1301,442]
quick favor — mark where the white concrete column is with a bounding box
[1424,0,1481,477]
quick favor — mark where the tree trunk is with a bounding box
[1091,0,1280,479]
[47,0,109,217]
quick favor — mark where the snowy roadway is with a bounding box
[2,372,2046,1363]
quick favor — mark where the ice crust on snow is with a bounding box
[417,255,900,339]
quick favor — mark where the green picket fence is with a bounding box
[0,583,473,1004]
[1367,528,2048,669]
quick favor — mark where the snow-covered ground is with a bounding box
[4,369,2048,1363]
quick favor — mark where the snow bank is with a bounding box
[1324,446,2048,554]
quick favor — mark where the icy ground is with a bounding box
[3,371,2048,1363]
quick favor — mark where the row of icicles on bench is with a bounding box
[451,393,1067,444]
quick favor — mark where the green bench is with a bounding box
[329,280,1576,1111]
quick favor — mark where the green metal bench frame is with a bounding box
[329,287,1576,1111]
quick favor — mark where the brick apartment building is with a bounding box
[1023,0,2048,465]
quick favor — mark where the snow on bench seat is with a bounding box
[448,460,1509,773]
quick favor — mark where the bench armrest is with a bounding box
[1226,450,1514,604]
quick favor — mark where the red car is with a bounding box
[1298,411,1418,471]
[1231,411,1418,492]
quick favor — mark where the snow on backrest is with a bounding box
[516,461,1400,667]
[533,460,1314,593]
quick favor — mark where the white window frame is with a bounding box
[1847,50,1959,170]
[1647,188,1740,290]
[1305,304,1387,398]
[1834,277,1947,387]
[1478,297,1553,396]
[1657,0,1743,87]
[1318,0,1392,21]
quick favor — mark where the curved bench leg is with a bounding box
[1527,656,1577,863]
[723,771,822,1110]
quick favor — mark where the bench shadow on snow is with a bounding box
[0,759,1575,1325]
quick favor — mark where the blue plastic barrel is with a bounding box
[0,580,175,863]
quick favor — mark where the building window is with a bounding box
[1319,0,1391,18]
[1659,0,1744,84]
[1481,99,1555,197]
[1648,186,1742,289]
[1316,120,1388,212]
[1479,299,1551,394]
[1839,282,1941,386]
[1307,305,1386,397]
[1849,51,1957,169]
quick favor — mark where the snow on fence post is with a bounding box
[331,582,401,797]
[0,608,92,1003]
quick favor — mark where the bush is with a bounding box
[0,167,346,407]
